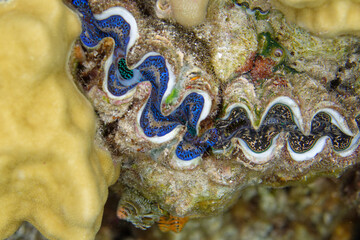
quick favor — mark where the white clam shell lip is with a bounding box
[97,7,140,101]
[94,7,139,54]
[218,97,360,163]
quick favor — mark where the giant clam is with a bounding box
[67,0,360,230]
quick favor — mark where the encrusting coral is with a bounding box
[0,0,119,239]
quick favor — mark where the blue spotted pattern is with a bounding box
[71,0,216,161]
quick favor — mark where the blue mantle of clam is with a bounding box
[71,0,360,162]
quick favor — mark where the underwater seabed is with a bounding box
[3,0,360,239]
[7,168,360,240]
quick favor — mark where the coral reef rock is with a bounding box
[68,0,360,231]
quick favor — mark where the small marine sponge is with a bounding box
[272,0,360,36]
[0,0,119,239]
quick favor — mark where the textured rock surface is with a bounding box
[95,170,360,240]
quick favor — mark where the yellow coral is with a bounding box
[169,0,210,27]
[272,0,360,36]
[0,0,119,239]
[156,0,210,27]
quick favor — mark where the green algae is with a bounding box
[257,32,287,64]
[165,88,179,105]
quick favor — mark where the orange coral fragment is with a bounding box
[157,215,189,233]
[190,76,200,81]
